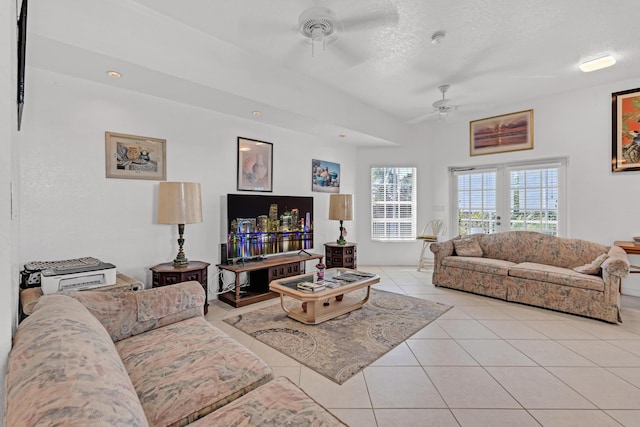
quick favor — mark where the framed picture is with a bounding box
[312,159,340,193]
[612,87,640,172]
[237,137,273,192]
[105,131,166,180]
[470,110,534,156]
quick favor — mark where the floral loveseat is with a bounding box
[431,231,630,323]
[5,281,346,426]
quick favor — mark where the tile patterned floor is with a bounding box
[206,266,640,427]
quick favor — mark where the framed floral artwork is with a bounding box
[237,137,273,192]
[612,87,640,172]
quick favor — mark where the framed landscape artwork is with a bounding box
[105,131,166,180]
[470,110,534,156]
[237,137,273,192]
[612,87,640,172]
[312,159,340,193]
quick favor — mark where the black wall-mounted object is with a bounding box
[17,0,28,131]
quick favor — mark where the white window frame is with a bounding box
[449,158,567,237]
[371,167,417,241]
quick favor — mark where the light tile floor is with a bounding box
[206,266,640,427]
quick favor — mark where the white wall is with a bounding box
[18,68,357,295]
[355,125,436,266]
[356,77,640,268]
[1,0,20,419]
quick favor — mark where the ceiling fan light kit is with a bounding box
[433,84,458,122]
[298,7,339,57]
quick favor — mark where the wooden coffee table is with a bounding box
[269,268,380,324]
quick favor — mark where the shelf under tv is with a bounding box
[216,252,323,308]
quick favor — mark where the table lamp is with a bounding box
[157,182,202,267]
[328,194,353,245]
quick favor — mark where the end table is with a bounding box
[324,242,357,269]
[150,261,210,314]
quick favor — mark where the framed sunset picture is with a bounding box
[470,110,533,156]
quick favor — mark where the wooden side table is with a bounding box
[324,242,357,269]
[151,261,210,314]
[614,241,640,256]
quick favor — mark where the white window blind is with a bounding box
[508,164,560,235]
[371,167,417,241]
[455,168,498,235]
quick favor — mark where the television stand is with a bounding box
[216,252,323,308]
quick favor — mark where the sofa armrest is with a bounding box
[430,239,455,274]
[71,281,206,342]
[603,246,630,279]
[602,246,630,309]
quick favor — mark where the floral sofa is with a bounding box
[431,231,630,323]
[5,281,346,426]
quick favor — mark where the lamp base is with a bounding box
[173,223,189,267]
[172,258,189,268]
[336,220,346,245]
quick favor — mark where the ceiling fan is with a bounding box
[407,84,460,124]
[431,84,459,121]
[296,6,398,60]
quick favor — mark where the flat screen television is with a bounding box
[226,194,313,260]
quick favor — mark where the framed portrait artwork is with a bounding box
[612,87,640,172]
[105,131,166,180]
[470,110,534,156]
[237,137,273,192]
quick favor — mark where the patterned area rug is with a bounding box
[223,289,452,384]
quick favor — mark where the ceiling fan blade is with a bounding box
[406,111,436,125]
[341,9,399,32]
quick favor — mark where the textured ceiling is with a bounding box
[26,0,640,145]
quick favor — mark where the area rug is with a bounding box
[223,289,452,384]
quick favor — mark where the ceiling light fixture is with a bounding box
[338,134,346,138]
[252,111,262,116]
[579,55,616,72]
[106,70,122,78]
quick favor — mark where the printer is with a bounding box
[40,261,117,294]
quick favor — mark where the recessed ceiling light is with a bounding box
[106,70,122,78]
[579,55,616,72]
[338,134,346,138]
[252,111,262,116]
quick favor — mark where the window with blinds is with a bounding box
[456,169,498,235]
[508,165,560,235]
[371,167,417,241]
[451,159,565,237]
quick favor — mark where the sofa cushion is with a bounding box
[508,262,604,292]
[72,281,205,342]
[476,231,609,268]
[442,256,516,275]
[116,316,273,427]
[6,295,148,427]
[190,377,347,427]
[454,238,483,257]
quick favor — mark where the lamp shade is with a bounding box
[328,194,353,221]
[157,182,202,224]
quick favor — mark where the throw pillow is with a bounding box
[573,253,609,275]
[454,238,483,257]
